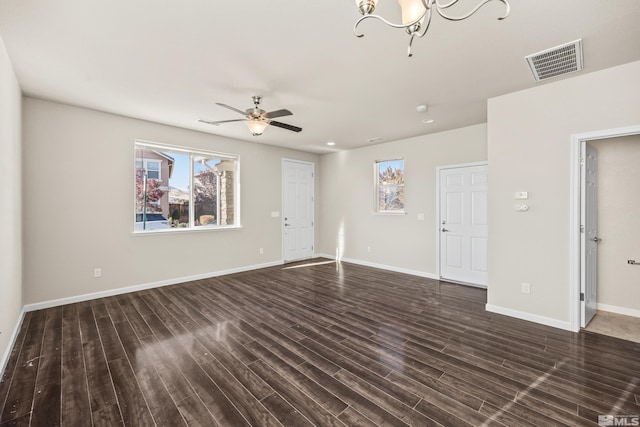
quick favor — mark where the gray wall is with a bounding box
[590,135,640,315]
[487,60,640,327]
[0,35,22,368]
[318,124,487,275]
[22,98,320,305]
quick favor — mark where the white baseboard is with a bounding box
[485,304,576,332]
[23,260,284,312]
[317,253,439,280]
[596,303,640,319]
[0,307,26,378]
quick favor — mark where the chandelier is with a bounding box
[354,0,511,57]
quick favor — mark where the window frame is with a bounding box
[133,140,241,234]
[373,158,406,215]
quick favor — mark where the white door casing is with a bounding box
[438,164,488,287]
[581,142,598,327]
[282,159,314,262]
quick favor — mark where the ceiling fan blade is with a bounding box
[270,121,302,133]
[198,118,246,125]
[215,103,247,115]
[264,109,292,119]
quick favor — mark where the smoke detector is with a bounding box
[525,39,583,82]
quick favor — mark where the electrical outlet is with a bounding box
[367,246,372,253]
[259,248,264,255]
[94,268,102,278]
[521,282,530,294]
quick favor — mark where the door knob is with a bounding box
[591,237,602,243]
[284,223,290,227]
[441,228,450,232]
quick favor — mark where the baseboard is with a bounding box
[23,259,284,312]
[596,303,640,319]
[0,307,26,378]
[317,253,439,280]
[485,304,576,332]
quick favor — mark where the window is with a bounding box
[375,158,405,213]
[136,159,161,180]
[134,141,240,232]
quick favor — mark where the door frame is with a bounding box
[281,158,315,263]
[435,161,488,284]
[569,125,640,332]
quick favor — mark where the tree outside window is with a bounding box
[375,159,405,212]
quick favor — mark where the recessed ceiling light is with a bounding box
[416,104,428,113]
[422,119,434,124]
[326,141,336,146]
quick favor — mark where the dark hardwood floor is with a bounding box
[1,260,639,426]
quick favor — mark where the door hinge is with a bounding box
[580,156,585,166]
[580,225,585,233]
[580,293,584,301]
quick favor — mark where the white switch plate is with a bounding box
[515,204,529,212]
[271,211,280,217]
[521,282,531,294]
[94,268,102,278]
[417,213,425,221]
[515,191,529,200]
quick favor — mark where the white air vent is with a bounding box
[525,39,583,82]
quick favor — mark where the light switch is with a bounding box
[417,213,425,221]
[271,211,280,218]
[515,191,528,200]
[515,204,529,212]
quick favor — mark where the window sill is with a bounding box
[132,225,243,236]
[372,211,407,216]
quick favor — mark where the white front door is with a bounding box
[282,159,314,262]
[439,164,488,287]
[581,142,598,327]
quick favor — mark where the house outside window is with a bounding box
[134,141,240,232]
[375,158,405,213]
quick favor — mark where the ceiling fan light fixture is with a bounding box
[245,119,269,136]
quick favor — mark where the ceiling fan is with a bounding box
[198,96,302,136]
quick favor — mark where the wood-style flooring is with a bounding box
[1,259,639,426]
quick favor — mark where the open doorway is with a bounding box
[569,125,640,334]
[583,135,640,341]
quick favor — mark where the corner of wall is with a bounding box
[0,34,24,375]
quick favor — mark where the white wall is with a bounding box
[22,98,319,305]
[590,136,640,315]
[0,36,22,369]
[487,60,640,328]
[318,124,487,276]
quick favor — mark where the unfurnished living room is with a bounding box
[1,1,640,426]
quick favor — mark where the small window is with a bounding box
[146,161,160,180]
[375,158,405,213]
[134,141,240,232]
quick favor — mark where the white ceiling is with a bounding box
[1,0,640,153]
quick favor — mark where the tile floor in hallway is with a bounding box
[585,310,640,343]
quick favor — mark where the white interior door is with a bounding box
[439,164,488,287]
[581,142,598,327]
[282,159,314,262]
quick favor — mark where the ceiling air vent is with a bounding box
[525,39,583,82]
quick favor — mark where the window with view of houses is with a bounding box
[134,141,240,232]
[375,158,405,213]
